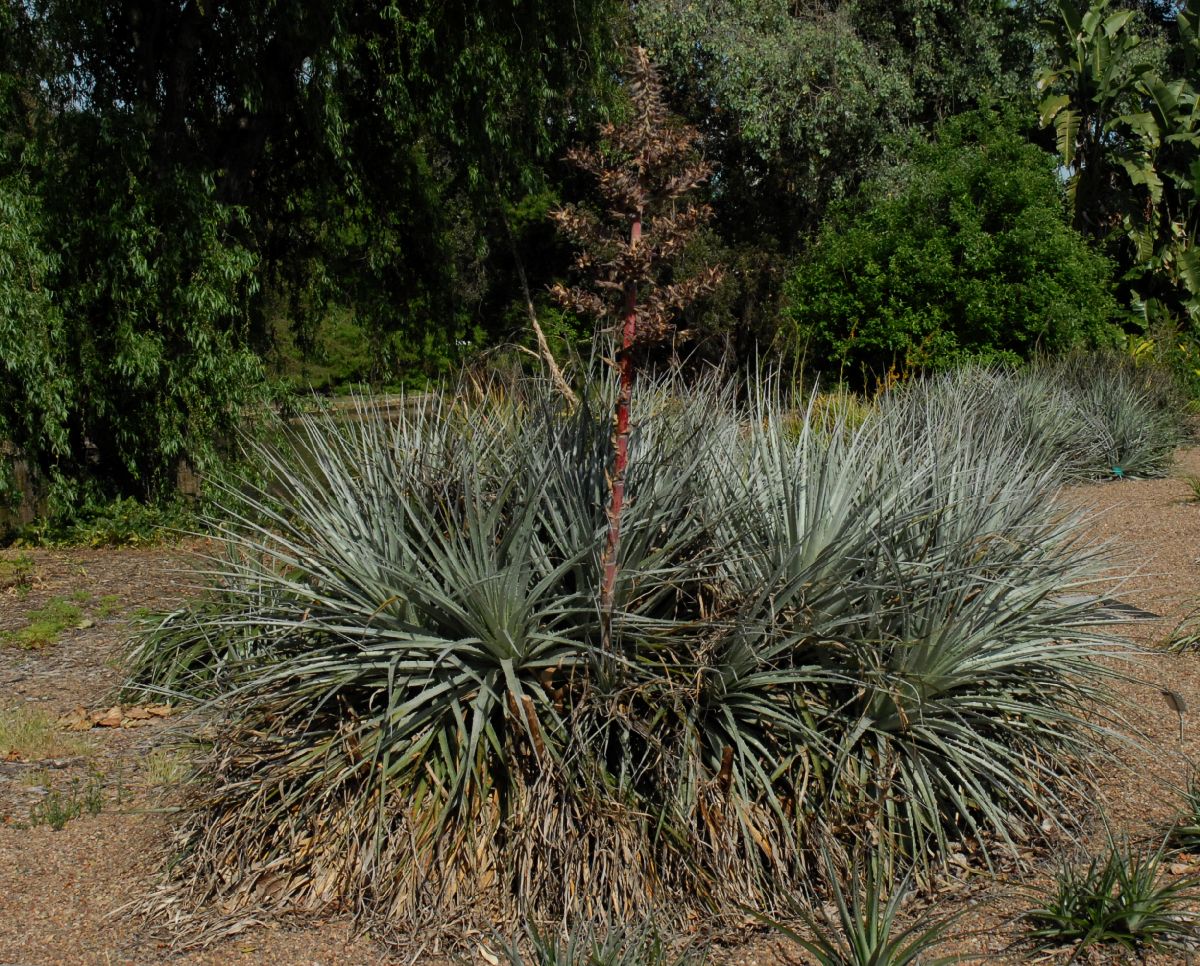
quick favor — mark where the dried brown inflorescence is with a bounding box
[548,46,722,350]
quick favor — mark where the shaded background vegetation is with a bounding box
[0,0,1197,517]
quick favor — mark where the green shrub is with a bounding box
[126,372,1123,939]
[1022,837,1200,958]
[16,497,194,548]
[784,110,1121,382]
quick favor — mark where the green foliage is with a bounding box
[0,0,622,503]
[1022,837,1200,959]
[633,0,1047,355]
[2,597,83,649]
[1039,0,1200,323]
[768,852,963,966]
[0,171,70,507]
[15,497,193,548]
[784,112,1123,380]
[127,370,1123,938]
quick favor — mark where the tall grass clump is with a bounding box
[126,368,1125,942]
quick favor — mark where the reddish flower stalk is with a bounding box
[598,212,642,631]
[549,48,722,650]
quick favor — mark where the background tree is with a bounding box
[0,0,620,510]
[1039,0,1200,322]
[785,111,1123,382]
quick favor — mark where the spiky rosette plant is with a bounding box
[126,367,1129,944]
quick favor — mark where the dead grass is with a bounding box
[0,706,92,761]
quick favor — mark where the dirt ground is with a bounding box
[4,451,1200,965]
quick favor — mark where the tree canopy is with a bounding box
[2,0,1198,512]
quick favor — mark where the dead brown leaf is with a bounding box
[61,707,92,731]
[93,707,124,728]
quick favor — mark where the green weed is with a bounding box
[0,553,34,592]
[96,594,123,618]
[2,597,84,648]
[29,773,104,830]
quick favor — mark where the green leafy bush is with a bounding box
[126,371,1122,940]
[15,497,194,548]
[784,111,1122,382]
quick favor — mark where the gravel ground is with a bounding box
[3,454,1200,965]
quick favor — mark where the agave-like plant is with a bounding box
[768,850,965,966]
[495,919,706,966]
[1035,351,1186,479]
[1022,835,1200,960]
[127,365,1129,940]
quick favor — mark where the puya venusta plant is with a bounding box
[765,850,965,966]
[494,919,705,966]
[1020,835,1200,960]
[124,365,1127,943]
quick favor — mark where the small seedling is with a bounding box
[29,773,104,830]
[1183,474,1200,503]
[1021,836,1199,959]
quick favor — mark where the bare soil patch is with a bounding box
[3,454,1200,965]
